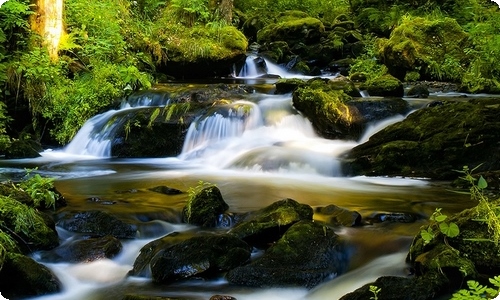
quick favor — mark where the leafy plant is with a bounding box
[369,285,381,300]
[458,165,500,245]
[17,168,57,209]
[451,275,500,300]
[185,180,216,223]
[420,208,460,245]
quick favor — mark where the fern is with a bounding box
[451,276,500,300]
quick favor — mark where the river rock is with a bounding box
[148,185,183,195]
[229,198,313,247]
[0,252,61,299]
[315,204,361,227]
[39,235,122,263]
[406,84,430,98]
[359,74,404,97]
[182,184,229,227]
[226,220,348,289]
[343,98,500,179]
[346,97,411,125]
[339,275,441,300]
[130,232,251,283]
[56,210,138,239]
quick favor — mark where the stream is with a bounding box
[0,59,476,300]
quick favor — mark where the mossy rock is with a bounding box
[343,98,500,179]
[131,232,251,283]
[56,210,138,239]
[226,220,348,288]
[257,16,325,45]
[359,74,404,97]
[378,16,469,81]
[228,198,313,246]
[182,185,229,227]
[0,252,61,299]
[0,196,59,252]
[292,78,357,139]
[275,78,306,94]
[39,235,122,263]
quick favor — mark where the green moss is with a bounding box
[359,74,404,97]
[257,17,325,44]
[378,16,469,81]
[219,26,248,50]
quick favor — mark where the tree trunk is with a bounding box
[31,0,64,60]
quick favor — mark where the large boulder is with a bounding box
[129,232,251,283]
[182,184,229,227]
[229,198,313,246]
[292,78,355,139]
[257,12,325,45]
[226,220,349,288]
[343,98,500,179]
[0,252,61,299]
[56,210,138,239]
[378,16,469,81]
[4,139,41,159]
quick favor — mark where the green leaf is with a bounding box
[421,228,434,244]
[439,222,460,238]
[477,176,488,189]
[435,215,448,222]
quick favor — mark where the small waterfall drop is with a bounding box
[63,93,171,157]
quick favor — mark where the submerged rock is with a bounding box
[0,252,61,299]
[226,220,348,288]
[315,204,361,227]
[56,210,138,239]
[229,198,313,247]
[182,184,229,227]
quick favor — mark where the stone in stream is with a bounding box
[228,198,313,247]
[182,184,229,227]
[55,210,138,239]
[226,220,349,289]
[315,204,362,227]
[129,231,251,283]
[0,252,61,299]
[38,235,122,263]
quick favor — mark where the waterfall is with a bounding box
[62,93,171,157]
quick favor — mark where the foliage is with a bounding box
[0,101,11,152]
[349,34,388,81]
[459,165,500,245]
[420,208,460,245]
[185,180,216,222]
[369,285,381,300]
[451,275,500,300]
[171,0,211,26]
[234,0,350,23]
[17,169,57,209]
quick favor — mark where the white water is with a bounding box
[236,54,336,79]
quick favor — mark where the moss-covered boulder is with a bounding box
[226,220,348,288]
[130,232,251,283]
[378,16,469,81]
[0,252,61,299]
[359,74,404,97]
[292,78,356,139]
[406,84,430,98]
[56,210,138,239]
[343,98,500,179]
[257,13,324,45]
[182,184,229,227]
[156,24,248,79]
[229,198,313,247]
[39,235,122,263]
